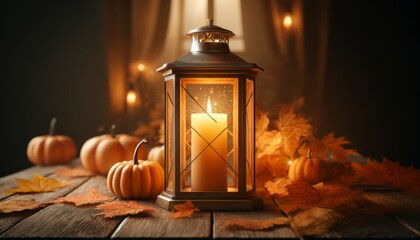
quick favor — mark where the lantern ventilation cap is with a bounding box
[186,19,235,53]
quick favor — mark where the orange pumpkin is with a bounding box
[107,139,164,199]
[147,145,164,168]
[288,149,328,185]
[80,125,146,175]
[27,118,76,165]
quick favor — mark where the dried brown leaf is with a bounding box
[4,173,67,194]
[0,199,49,213]
[290,207,343,236]
[276,112,312,157]
[223,216,290,230]
[51,188,112,206]
[264,177,291,197]
[169,200,199,218]
[352,158,420,194]
[54,167,96,177]
[96,201,155,218]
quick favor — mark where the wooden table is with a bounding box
[1,159,419,239]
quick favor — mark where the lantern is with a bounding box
[156,19,263,210]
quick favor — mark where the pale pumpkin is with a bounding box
[288,149,328,185]
[107,139,164,199]
[147,145,164,168]
[27,118,76,165]
[80,125,146,175]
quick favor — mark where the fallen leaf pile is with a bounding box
[96,201,155,218]
[169,200,200,218]
[3,173,67,194]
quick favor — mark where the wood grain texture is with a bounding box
[363,191,420,236]
[0,175,111,238]
[0,172,88,234]
[112,201,211,238]
[319,195,418,239]
[213,210,296,239]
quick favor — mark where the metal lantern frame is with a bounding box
[156,20,263,210]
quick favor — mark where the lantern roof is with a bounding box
[157,19,263,74]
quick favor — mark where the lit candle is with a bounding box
[191,97,227,192]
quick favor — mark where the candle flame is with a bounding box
[283,14,293,29]
[126,90,137,105]
[207,96,212,114]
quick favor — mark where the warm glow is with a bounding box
[137,63,145,72]
[207,96,212,113]
[288,159,293,166]
[126,90,137,105]
[283,14,293,29]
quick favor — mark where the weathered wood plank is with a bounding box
[363,191,420,235]
[111,201,211,238]
[0,159,81,200]
[1,175,120,238]
[319,196,418,238]
[0,173,89,235]
[213,210,296,239]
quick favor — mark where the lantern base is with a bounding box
[156,192,264,211]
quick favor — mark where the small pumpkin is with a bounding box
[27,118,76,165]
[107,139,164,199]
[147,145,164,168]
[288,149,328,185]
[80,125,146,175]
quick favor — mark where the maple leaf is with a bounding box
[290,207,343,236]
[306,133,360,164]
[279,97,305,116]
[51,188,112,206]
[54,167,96,178]
[222,216,290,230]
[264,177,291,197]
[96,201,155,218]
[284,181,362,211]
[0,199,49,213]
[4,173,67,194]
[169,200,200,218]
[256,149,290,180]
[276,112,312,157]
[352,158,420,194]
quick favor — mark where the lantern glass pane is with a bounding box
[165,79,175,192]
[179,78,238,192]
[246,79,254,192]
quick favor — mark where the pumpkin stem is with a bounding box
[293,138,311,159]
[49,117,57,136]
[306,149,312,158]
[133,139,148,165]
[110,124,116,138]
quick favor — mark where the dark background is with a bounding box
[1,0,419,177]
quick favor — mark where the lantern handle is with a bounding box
[133,139,148,165]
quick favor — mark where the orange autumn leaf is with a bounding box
[0,199,49,213]
[4,173,67,194]
[278,97,305,116]
[96,201,155,218]
[256,149,290,180]
[51,188,112,206]
[276,112,312,157]
[223,216,290,230]
[169,200,199,218]
[54,167,96,178]
[352,158,420,194]
[320,133,360,163]
[284,181,362,210]
[264,177,291,198]
[290,207,343,236]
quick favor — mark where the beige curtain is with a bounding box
[266,0,330,129]
[105,0,173,117]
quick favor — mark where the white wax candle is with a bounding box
[191,99,227,192]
